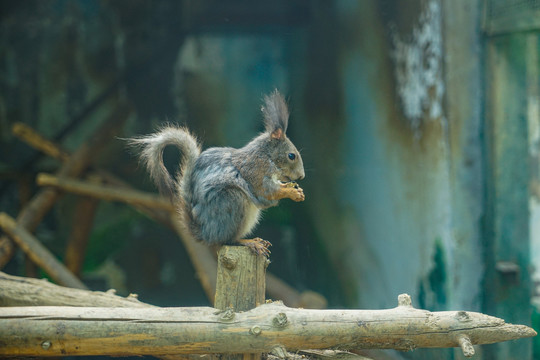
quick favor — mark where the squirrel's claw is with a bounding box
[293,186,305,202]
[238,238,272,257]
[278,182,305,202]
[288,185,305,202]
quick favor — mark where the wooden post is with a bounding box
[214,245,267,360]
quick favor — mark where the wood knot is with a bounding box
[396,339,415,351]
[250,325,262,336]
[273,312,288,327]
[455,311,471,322]
[397,293,412,307]
[270,345,288,359]
[220,254,238,270]
[214,308,235,321]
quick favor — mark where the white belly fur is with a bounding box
[239,202,261,238]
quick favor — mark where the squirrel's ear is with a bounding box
[271,128,283,140]
[262,89,289,139]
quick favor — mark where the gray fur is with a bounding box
[126,126,201,200]
[129,90,305,246]
[262,89,289,135]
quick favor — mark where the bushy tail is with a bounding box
[127,126,201,199]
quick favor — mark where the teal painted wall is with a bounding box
[1,1,536,359]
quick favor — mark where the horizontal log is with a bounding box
[0,295,535,357]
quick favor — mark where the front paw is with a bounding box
[290,186,305,202]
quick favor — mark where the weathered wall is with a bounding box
[483,32,534,359]
[295,0,484,315]
[442,0,485,313]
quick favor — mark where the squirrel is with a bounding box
[128,90,305,256]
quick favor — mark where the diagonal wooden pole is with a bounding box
[0,103,131,269]
[0,213,86,289]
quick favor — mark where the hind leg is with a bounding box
[192,188,270,256]
[193,188,250,244]
[237,238,272,257]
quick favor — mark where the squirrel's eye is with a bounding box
[288,153,296,161]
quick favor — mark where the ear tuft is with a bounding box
[262,89,289,137]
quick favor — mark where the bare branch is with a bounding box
[0,213,86,289]
[0,296,535,357]
[36,173,174,211]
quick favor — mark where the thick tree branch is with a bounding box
[0,295,535,358]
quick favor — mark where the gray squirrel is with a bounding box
[128,90,305,256]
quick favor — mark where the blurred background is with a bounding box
[0,0,539,359]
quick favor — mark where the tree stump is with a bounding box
[214,245,268,360]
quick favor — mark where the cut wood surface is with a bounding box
[0,295,535,358]
[0,271,151,308]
